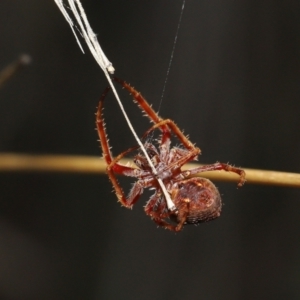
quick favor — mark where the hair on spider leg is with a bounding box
[96,77,246,232]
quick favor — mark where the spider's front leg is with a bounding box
[115,77,200,160]
[113,77,172,145]
[141,119,201,166]
[96,88,146,208]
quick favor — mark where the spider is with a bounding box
[96,77,246,232]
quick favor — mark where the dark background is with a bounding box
[1,0,300,299]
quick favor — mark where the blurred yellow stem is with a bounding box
[0,153,299,188]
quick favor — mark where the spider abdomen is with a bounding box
[173,178,222,225]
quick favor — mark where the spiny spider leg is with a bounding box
[140,119,201,170]
[141,119,200,153]
[96,87,148,207]
[106,145,139,174]
[152,218,177,232]
[174,206,189,232]
[113,79,201,166]
[182,162,246,187]
[113,77,161,123]
[96,87,112,164]
[96,86,143,175]
[113,77,172,145]
[96,88,136,173]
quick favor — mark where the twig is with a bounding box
[0,153,300,188]
[0,55,31,89]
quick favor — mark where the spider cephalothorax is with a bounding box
[96,77,245,232]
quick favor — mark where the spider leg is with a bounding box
[167,147,194,164]
[174,208,188,232]
[152,218,178,232]
[140,119,201,171]
[96,88,139,173]
[144,193,165,216]
[96,87,113,165]
[96,87,146,207]
[113,77,172,145]
[142,119,199,152]
[113,78,200,172]
[144,194,182,232]
[113,77,161,124]
[125,181,144,207]
[182,162,246,187]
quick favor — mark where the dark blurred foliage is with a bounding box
[1,0,300,299]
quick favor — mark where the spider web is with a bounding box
[158,0,186,113]
[145,0,186,147]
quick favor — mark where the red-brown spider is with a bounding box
[96,77,246,232]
